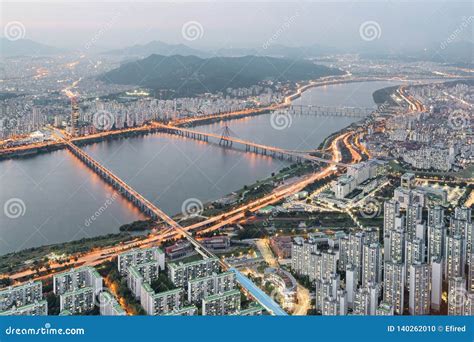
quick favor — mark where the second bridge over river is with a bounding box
[152,122,350,167]
[52,129,289,315]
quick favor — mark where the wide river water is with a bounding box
[0,80,400,255]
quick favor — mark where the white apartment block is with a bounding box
[168,257,220,288]
[383,261,405,315]
[409,263,431,315]
[59,287,95,314]
[202,289,241,316]
[187,271,235,303]
[140,284,182,315]
[0,281,43,312]
[53,266,103,296]
[0,300,47,316]
[127,261,161,299]
[118,247,165,276]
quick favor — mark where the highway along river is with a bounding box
[0,80,400,255]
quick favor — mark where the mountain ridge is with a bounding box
[99,54,344,98]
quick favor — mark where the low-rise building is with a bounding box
[270,236,292,259]
[264,268,297,310]
[201,236,231,250]
[165,241,194,260]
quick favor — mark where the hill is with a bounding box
[100,54,344,97]
[0,38,62,57]
[103,40,209,58]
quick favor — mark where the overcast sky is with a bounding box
[2,0,473,51]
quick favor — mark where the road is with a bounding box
[293,285,311,316]
[254,239,310,316]
[0,75,387,156]
[6,129,350,284]
[255,239,278,268]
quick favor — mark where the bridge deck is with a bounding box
[58,134,288,316]
[154,123,349,167]
[231,268,288,316]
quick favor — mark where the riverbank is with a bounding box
[0,79,390,269]
[0,76,379,162]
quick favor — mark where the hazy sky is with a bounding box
[2,0,473,50]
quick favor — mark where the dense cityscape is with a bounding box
[0,1,473,332]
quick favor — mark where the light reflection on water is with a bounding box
[0,80,399,255]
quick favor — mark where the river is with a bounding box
[0,80,400,255]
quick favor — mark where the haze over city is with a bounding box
[2,0,473,51]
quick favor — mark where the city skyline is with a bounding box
[0,0,473,327]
